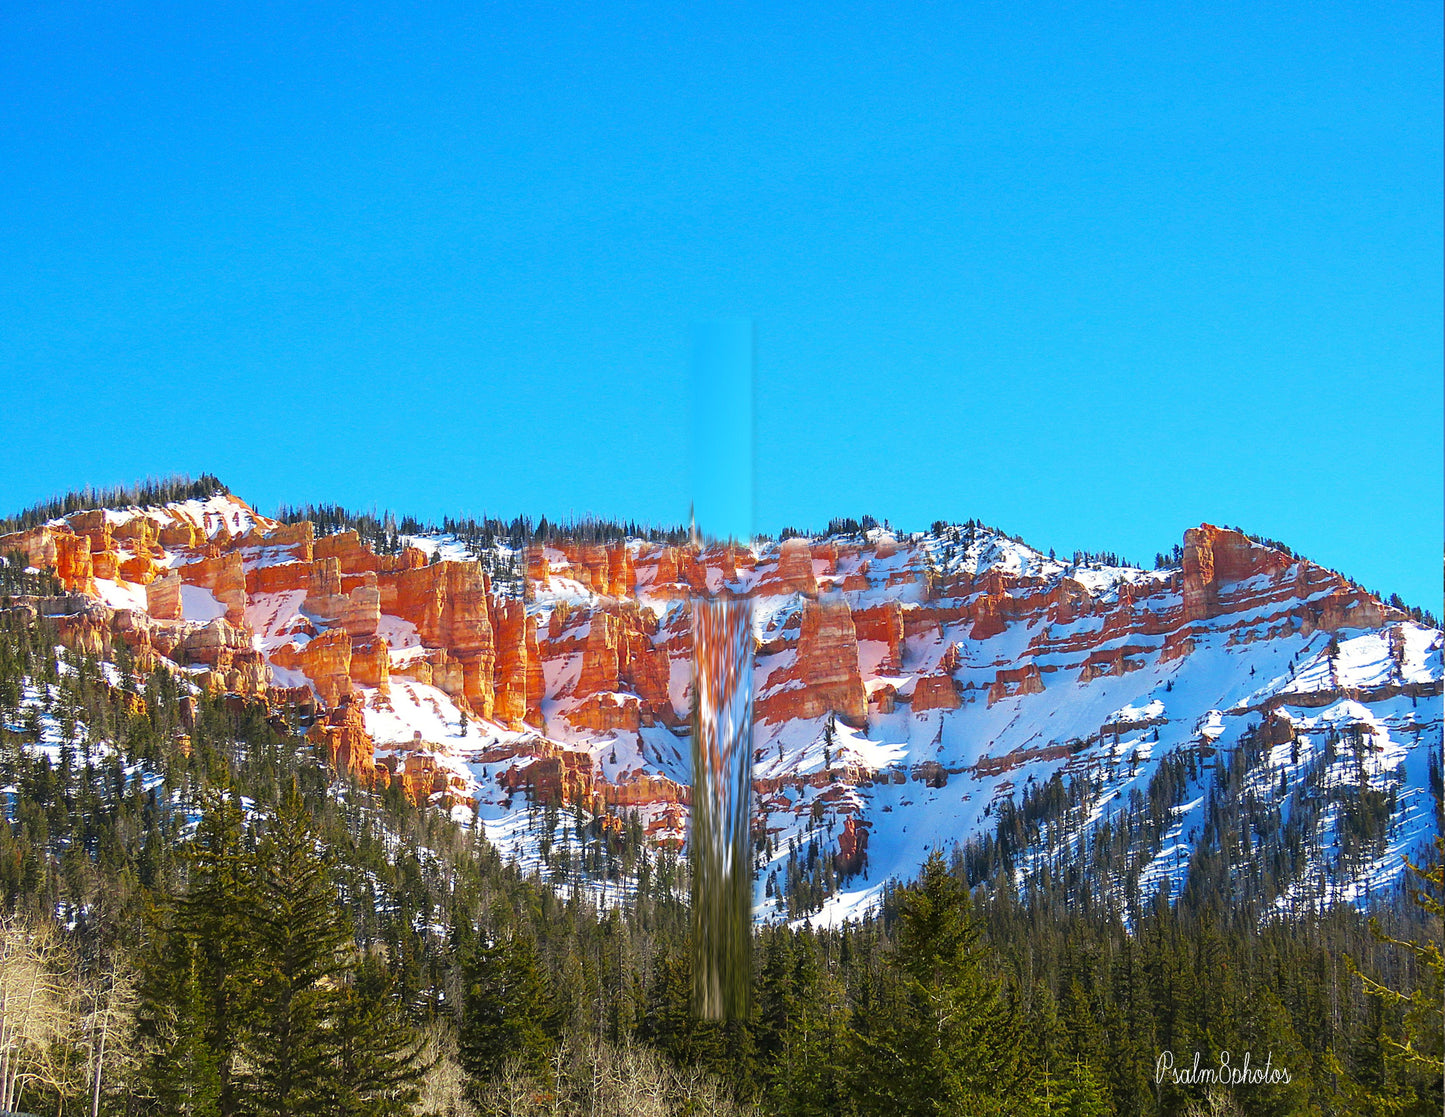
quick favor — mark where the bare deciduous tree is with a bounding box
[82,958,138,1117]
[469,1031,758,1117]
[0,915,83,1113]
[416,1020,477,1117]
[1182,1087,1246,1117]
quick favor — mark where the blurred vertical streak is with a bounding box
[689,318,755,1020]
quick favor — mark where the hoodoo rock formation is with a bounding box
[308,697,378,785]
[4,493,1438,913]
[834,815,870,877]
[756,596,868,726]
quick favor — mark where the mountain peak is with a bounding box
[0,488,1436,928]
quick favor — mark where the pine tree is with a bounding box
[1333,837,1445,1114]
[756,929,797,1064]
[133,901,224,1115]
[853,851,1023,1115]
[1033,1056,1112,1116]
[459,929,561,1084]
[135,783,424,1117]
[774,951,850,1117]
[236,789,356,1115]
[333,955,426,1116]
[170,788,258,1117]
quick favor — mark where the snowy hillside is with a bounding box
[2,491,1438,928]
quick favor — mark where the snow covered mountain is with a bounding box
[2,488,1438,926]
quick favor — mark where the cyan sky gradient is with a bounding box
[691,319,754,545]
[1,3,1440,608]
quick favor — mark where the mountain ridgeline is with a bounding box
[0,478,1439,1115]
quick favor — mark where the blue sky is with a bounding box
[1,2,1440,608]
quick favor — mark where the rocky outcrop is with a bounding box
[606,543,635,597]
[529,542,638,598]
[564,604,674,724]
[146,572,183,620]
[834,815,869,876]
[180,552,247,624]
[169,619,269,696]
[626,544,705,601]
[603,771,689,812]
[492,600,533,728]
[308,697,377,783]
[753,538,818,598]
[0,526,99,595]
[574,611,624,701]
[1050,578,1093,625]
[392,649,466,698]
[315,530,426,576]
[272,630,353,706]
[913,673,962,711]
[305,559,381,637]
[494,739,599,810]
[157,519,200,548]
[53,534,96,598]
[350,637,390,691]
[853,600,904,674]
[177,618,249,664]
[255,519,314,560]
[50,599,112,658]
[973,739,1080,778]
[391,561,495,717]
[968,569,1010,640]
[571,692,643,733]
[1183,525,1289,622]
[13,488,1428,873]
[117,540,164,585]
[987,664,1045,706]
[758,596,866,725]
[524,618,546,726]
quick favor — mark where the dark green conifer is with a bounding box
[459,929,561,1083]
[237,789,356,1115]
[853,851,1023,1115]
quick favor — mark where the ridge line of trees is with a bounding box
[0,475,227,535]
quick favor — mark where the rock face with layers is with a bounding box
[9,506,1426,751]
[756,596,867,726]
[834,815,870,876]
[1,526,100,595]
[146,573,183,620]
[181,552,248,624]
[566,604,674,721]
[913,672,962,711]
[8,492,1437,908]
[393,561,496,717]
[273,630,353,706]
[350,638,390,692]
[308,697,377,783]
[491,600,532,728]
[853,600,904,674]
[305,559,381,637]
[753,537,818,598]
